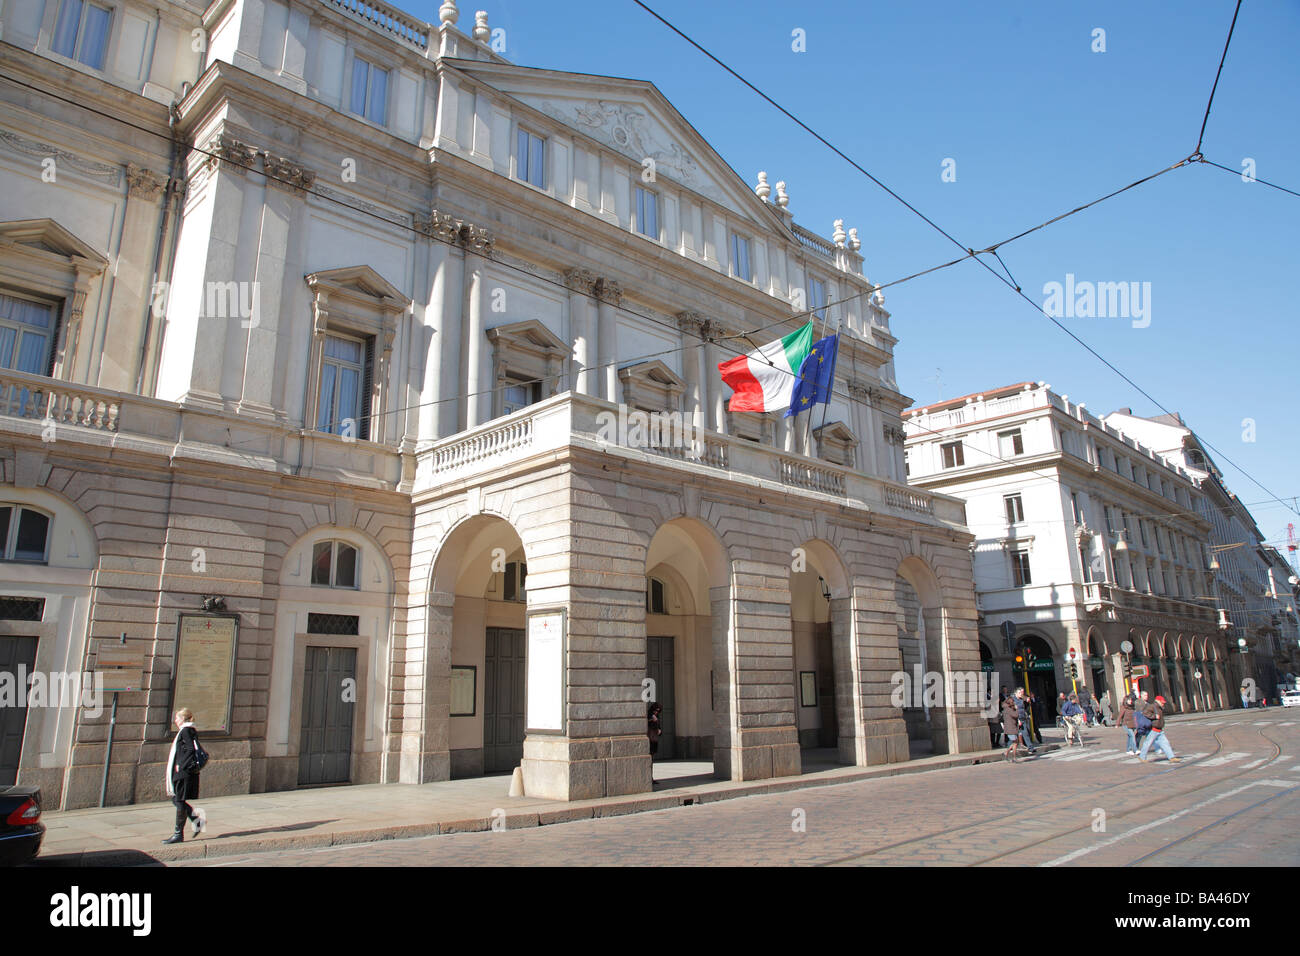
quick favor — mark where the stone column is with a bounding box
[460,257,484,431]
[676,311,706,433]
[98,164,167,391]
[566,269,597,397]
[857,558,910,764]
[829,595,865,765]
[719,562,800,781]
[701,320,727,434]
[416,211,462,439]
[594,278,622,404]
[711,583,738,779]
[237,153,314,416]
[399,590,452,783]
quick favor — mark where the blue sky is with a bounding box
[414,0,1300,555]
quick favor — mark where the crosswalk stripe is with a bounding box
[1200,752,1253,767]
[1254,721,1270,726]
[1087,751,1135,762]
[1239,758,1268,769]
[1279,722,1296,727]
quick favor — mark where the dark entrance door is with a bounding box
[814,624,838,749]
[646,636,676,759]
[298,646,356,786]
[484,627,525,774]
[0,636,37,786]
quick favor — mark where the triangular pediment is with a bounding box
[0,219,108,268]
[486,318,567,355]
[619,359,685,391]
[306,265,406,304]
[814,420,858,446]
[444,60,796,241]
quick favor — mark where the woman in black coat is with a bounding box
[163,708,206,844]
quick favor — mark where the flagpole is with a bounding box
[815,314,842,441]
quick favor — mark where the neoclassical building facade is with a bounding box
[0,0,985,808]
[905,383,1234,720]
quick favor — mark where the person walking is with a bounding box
[1061,693,1085,744]
[646,701,663,783]
[1029,692,1044,744]
[1013,688,1037,754]
[1001,692,1023,761]
[163,708,206,844]
[1116,693,1138,754]
[1098,693,1112,727]
[1138,695,1182,764]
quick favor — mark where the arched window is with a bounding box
[311,540,359,588]
[0,504,51,563]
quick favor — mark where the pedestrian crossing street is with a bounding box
[1040,747,1297,770]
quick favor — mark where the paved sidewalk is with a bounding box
[33,740,1054,866]
[34,709,1236,866]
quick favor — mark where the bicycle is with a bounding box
[1063,713,1088,748]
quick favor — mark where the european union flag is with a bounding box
[785,333,838,418]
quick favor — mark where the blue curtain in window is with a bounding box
[337,367,360,430]
[350,59,369,117]
[367,67,388,123]
[317,363,337,432]
[52,0,82,58]
[79,3,110,68]
[529,135,544,186]
[15,333,46,375]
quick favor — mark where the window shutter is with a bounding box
[48,299,65,377]
[360,335,374,441]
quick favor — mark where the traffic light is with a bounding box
[1068,662,1078,681]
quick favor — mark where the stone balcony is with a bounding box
[0,370,965,528]
[414,391,968,530]
[0,368,403,488]
[1080,580,1219,626]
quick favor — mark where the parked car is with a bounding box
[1281,690,1300,708]
[0,785,44,865]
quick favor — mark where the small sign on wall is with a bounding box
[450,665,476,717]
[526,609,565,733]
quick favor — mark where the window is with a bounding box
[730,233,752,282]
[0,506,51,562]
[997,428,1024,458]
[0,292,56,375]
[1104,506,1115,533]
[1139,521,1149,548]
[1079,545,1093,583]
[503,561,527,602]
[349,58,389,125]
[1011,550,1032,587]
[1070,492,1081,524]
[1004,494,1025,524]
[502,374,541,415]
[311,540,359,588]
[646,577,666,614]
[517,128,546,188]
[317,333,369,437]
[941,441,964,469]
[51,0,111,69]
[807,277,827,321]
[635,186,658,239]
[1057,429,1067,454]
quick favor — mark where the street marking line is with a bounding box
[1051,749,1114,762]
[1239,758,1268,770]
[1086,751,1135,763]
[1253,721,1270,726]
[1279,722,1296,727]
[1043,779,1294,866]
[1199,751,1253,767]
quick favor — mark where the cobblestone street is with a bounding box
[173,711,1300,867]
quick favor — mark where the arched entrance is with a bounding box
[644,517,729,778]
[432,514,529,778]
[1087,631,1110,708]
[894,556,953,756]
[790,539,854,766]
[1012,633,1058,727]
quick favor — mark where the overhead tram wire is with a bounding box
[1194,0,1244,158]
[1196,157,1300,199]
[633,0,1300,521]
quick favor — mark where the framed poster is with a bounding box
[799,670,818,707]
[170,613,239,736]
[526,608,565,733]
[450,665,477,717]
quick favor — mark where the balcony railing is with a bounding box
[791,223,837,261]
[416,393,964,529]
[0,370,120,432]
[322,0,431,51]
[1081,580,1217,622]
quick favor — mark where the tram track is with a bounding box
[818,717,1288,866]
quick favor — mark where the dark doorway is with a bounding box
[814,623,838,749]
[0,636,37,786]
[646,636,676,759]
[484,627,525,774]
[298,646,356,786]
[1013,635,1058,726]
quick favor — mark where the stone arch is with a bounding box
[645,515,736,777]
[790,537,857,766]
[894,553,957,756]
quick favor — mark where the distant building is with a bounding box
[905,382,1231,717]
[1105,409,1299,700]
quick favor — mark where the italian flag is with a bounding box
[718,321,814,413]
